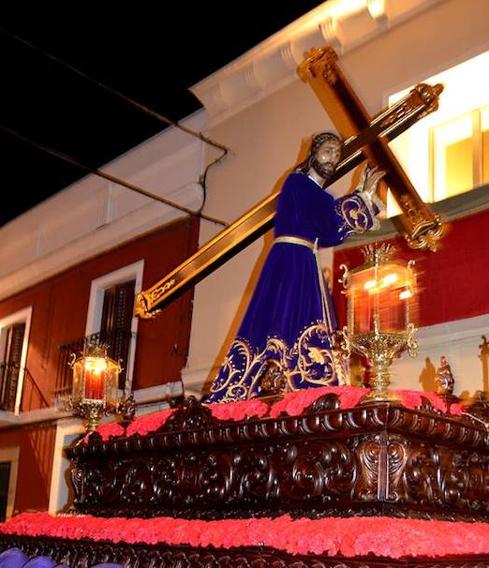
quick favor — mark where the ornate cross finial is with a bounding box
[361,243,396,265]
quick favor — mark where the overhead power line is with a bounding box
[1,26,230,217]
[0,26,229,154]
[1,124,228,227]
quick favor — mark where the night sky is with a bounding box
[0,4,324,227]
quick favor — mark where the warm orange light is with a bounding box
[381,273,399,287]
[399,289,412,300]
[83,356,108,374]
[71,344,121,405]
[388,50,489,211]
[344,245,417,338]
[367,0,384,19]
[364,279,377,290]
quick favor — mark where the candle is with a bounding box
[83,357,107,400]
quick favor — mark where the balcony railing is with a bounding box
[56,329,135,398]
[0,363,49,412]
[0,363,20,412]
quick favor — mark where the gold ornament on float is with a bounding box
[337,243,418,403]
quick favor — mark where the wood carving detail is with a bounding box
[68,398,489,521]
[1,535,489,568]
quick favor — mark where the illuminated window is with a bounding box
[482,108,489,185]
[388,50,489,215]
[431,108,489,200]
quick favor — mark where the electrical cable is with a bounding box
[1,124,228,227]
[1,26,230,214]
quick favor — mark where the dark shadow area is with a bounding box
[418,356,437,391]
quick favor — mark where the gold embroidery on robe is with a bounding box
[209,321,339,402]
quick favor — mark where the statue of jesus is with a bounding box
[204,132,385,403]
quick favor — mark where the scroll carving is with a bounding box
[1,534,488,568]
[68,399,489,522]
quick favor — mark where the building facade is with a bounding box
[185,0,489,395]
[0,112,205,518]
[0,0,488,519]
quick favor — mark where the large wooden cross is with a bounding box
[135,47,444,319]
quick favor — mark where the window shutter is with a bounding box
[100,280,135,389]
[0,323,26,411]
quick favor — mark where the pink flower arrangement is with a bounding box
[91,422,125,443]
[83,387,465,444]
[208,398,269,421]
[269,386,368,418]
[125,408,175,437]
[84,408,176,444]
[1,512,489,559]
[395,390,464,415]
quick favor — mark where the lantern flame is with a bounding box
[399,289,413,300]
[382,273,399,287]
[83,356,108,374]
[364,279,377,290]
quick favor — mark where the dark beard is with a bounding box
[310,157,336,180]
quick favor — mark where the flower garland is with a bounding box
[85,408,175,443]
[125,408,175,437]
[268,386,367,418]
[1,513,489,559]
[87,422,125,443]
[209,398,269,421]
[84,386,464,444]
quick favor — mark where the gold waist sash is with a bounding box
[273,235,315,250]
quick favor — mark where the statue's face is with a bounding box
[311,139,341,178]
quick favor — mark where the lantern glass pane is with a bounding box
[72,360,84,404]
[104,361,120,406]
[347,262,415,334]
[83,355,106,401]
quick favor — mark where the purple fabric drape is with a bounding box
[206,173,380,402]
[0,548,28,567]
[23,558,57,567]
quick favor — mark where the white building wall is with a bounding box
[0,111,207,302]
[388,314,489,396]
[1,0,487,399]
[183,0,489,395]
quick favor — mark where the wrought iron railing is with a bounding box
[56,329,135,397]
[0,362,20,412]
[0,363,51,413]
[23,367,50,411]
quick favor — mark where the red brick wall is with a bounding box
[333,208,489,328]
[0,424,56,514]
[0,217,199,410]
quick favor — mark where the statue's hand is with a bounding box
[360,165,385,197]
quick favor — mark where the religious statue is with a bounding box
[436,355,455,395]
[204,132,385,403]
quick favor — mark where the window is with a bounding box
[85,261,144,392]
[387,50,489,215]
[432,106,489,200]
[99,279,136,389]
[0,447,19,520]
[0,463,11,522]
[0,308,32,414]
[0,323,25,411]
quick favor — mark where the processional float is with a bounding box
[7,47,489,568]
[135,46,444,320]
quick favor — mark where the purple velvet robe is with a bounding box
[205,172,381,403]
